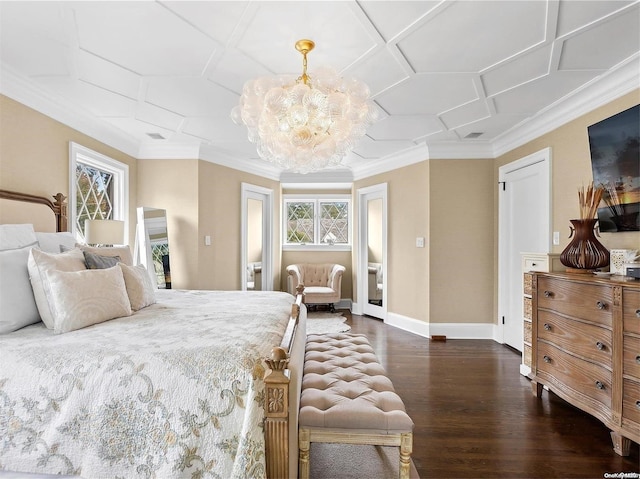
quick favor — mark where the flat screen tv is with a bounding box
[588,104,640,232]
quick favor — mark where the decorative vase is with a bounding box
[559,219,610,272]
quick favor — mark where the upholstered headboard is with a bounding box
[0,189,68,232]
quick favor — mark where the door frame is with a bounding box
[241,183,273,291]
[357,183,388,320]
[497,147,551,344]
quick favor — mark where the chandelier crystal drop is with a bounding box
[231,39,377,174]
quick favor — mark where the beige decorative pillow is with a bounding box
[118,263,157,311]
[77,244,133,266]
[28,247,87,329]
[47,266,132,334]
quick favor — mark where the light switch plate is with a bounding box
[205,235,211,246]
[416,237,425,248]
[553,231,560,245]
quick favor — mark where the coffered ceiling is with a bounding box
[1,1,638,181]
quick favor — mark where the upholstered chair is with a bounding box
[286,263,345,312]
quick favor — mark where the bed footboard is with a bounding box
[264,286,304,479]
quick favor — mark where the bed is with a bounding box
[0,189,305,479]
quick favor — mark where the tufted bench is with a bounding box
[298,333,413,479]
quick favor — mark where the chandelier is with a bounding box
[231,39,377,174]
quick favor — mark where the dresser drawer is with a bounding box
[537,341,612,410]
[537,310,612,365]
[524,257,549,272]
[622,378,640,425]
[537,277,612,327]
[623,335,640,380]
[623,289,640,335]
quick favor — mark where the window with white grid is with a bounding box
[283,195,351,249]
[69,143,129,242]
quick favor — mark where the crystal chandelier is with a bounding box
[231,39,377,174]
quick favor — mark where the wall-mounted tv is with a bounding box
[588,104,640,232]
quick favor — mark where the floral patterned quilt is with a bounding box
[0,289,297,479]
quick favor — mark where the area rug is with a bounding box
[310,442,420,479]
[306,311,351,335]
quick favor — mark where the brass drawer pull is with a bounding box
[596,301,607,310]
[636,355,640,364]
[544,290,553,298]
[544,323,551,331]
[636,309,640,318]
[596,341,605,351]
[595,381,605,390]
[543,355,551,363]
[636,400,640,410]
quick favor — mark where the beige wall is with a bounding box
[0,95,138,244]
[430,159,495,324]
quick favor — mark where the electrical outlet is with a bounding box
[553,231,560,245]
[416,237,425,248]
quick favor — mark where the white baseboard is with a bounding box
[385,312,430,338]
[429,321,495,339]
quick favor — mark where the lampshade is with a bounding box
[231,39,377,174]
[85,219,125,246]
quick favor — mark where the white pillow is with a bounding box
[35,231,76,254]
[0,245,40,334]
[77,244,133,266]
[0,224,37,251]
[28,248,87,329]
[46,266,132,334]
[118,263,157,311]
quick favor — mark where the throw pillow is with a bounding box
[84,251,121,269]
[0,224,37,251]
[0,245,40,333]
[77,244,133,266]
[46,266,132,334]
[35,231,76,254]
[118,263,157,311]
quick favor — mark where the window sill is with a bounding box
[282,244,352,252]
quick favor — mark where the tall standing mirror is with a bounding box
[241,183,273,291]
[136,207,171,289]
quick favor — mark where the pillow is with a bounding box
[0,245,40,334]
[35,231,76,254]
[0,224,37,251]
[77,244,133,266]
[118,263,157,311]
[84,251,121,269]
[28,248,87,329]
[46,266,132,334]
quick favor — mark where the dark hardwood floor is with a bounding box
[341,311,640,479]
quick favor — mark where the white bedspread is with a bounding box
[0,289,296,479]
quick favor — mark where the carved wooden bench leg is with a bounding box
[399,432,413,479]
[299,427,311,479]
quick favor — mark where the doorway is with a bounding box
[357,183,388,320]
[498,148,551,350]
[241,183,273,291]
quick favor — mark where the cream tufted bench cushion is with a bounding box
[298,333,413,479]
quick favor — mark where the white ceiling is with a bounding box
[1,1,639,181]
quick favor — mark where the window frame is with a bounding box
[69,142,129,242]
[282,194,352,251]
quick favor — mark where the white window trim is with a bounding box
[282,194,352,252]
[69,142,129,241]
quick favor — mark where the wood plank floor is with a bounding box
[342,311,640,479]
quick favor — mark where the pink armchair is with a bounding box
[286,263,345,312]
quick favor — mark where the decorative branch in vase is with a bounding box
[559,182,610,272]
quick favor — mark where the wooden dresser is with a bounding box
[530,272,640,455]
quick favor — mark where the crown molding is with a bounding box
[280,169,354,188]
[427,141,495,160]
[0,64,140,158]
[198,144,282,181]
[492,55,640,158]
[351,143,430,181]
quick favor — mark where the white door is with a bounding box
[357,183,388,320]
[241,183,273,291]
[498,148,551,350]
